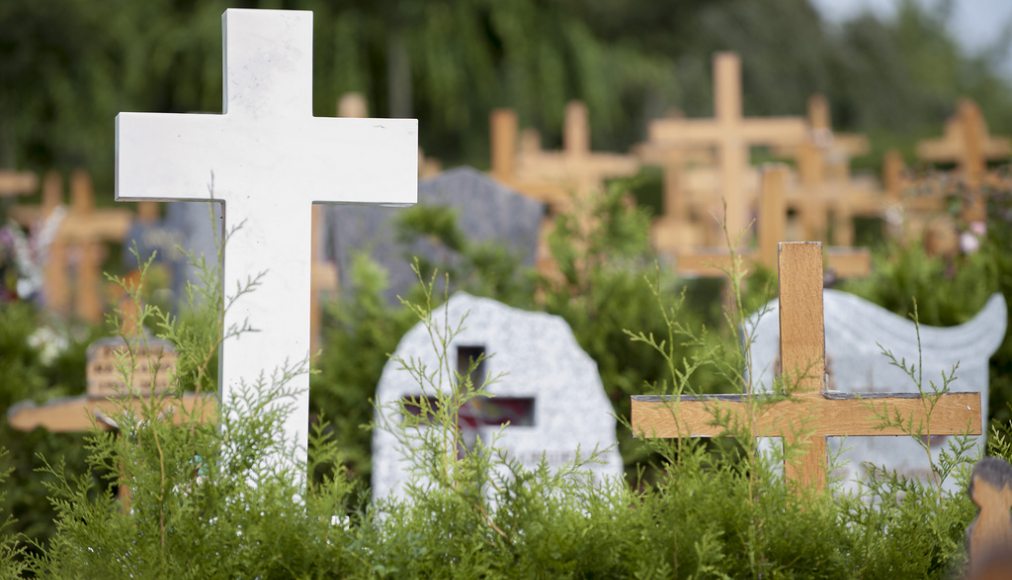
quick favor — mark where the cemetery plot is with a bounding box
[632,242,982,491]
[373,292,622,500]
[115,8,417,477]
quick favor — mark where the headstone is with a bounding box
[632,243,983,492]
[115,8,417,477]
[123,205,189,305]
[328,167,544,302]
[373,292,623,500]
[746,288,1006,494]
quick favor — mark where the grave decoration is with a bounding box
[373,292,623,500]
[643,52,806,242]
[329,167,543,303]
[747,276,1006,494]
[115,8,417,476]
[674,165,870,280]
[632,242,981,491]
[490,101,639,210]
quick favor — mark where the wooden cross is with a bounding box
[672,165,871,279]
[490,101,639,210]
[793,145,886,246]
[44,171,132,322]
[917,99,1011,221]
[115,9,417,476]
[631,242,981,490]
[645,52,806,240]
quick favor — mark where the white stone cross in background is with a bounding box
[115,9,418,477]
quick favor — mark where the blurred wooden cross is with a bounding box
[672,165,871,279]
[45,171,133,322]
[917,99,1012,221]
[645,52,806,242]
[631,241,980,490]
[490,101,639,211]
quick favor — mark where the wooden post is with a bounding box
[490,109,517,183]
[631,242,980,492]
[41,172,71,314]
[967,457,1012,576]
[72,171,104,323]
[758,165,788,270]
[0,171,37,198]
[777,243,827,488]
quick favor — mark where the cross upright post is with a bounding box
[631,242,981,491]
[115,9,417,479]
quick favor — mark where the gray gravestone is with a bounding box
[747,289,1007,494]
[123,219,188,307]
[372,292,623,500]
[163,202,223,300]
[328,167,544,302]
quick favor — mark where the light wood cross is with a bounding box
[645,52,806,241]
[48,171,132,322]
[793,145,887,246]
[116,9,417,477]
[632,242,981,490]
[490,102,639,211]
[917,99,1011,221]
[673,165,871,279]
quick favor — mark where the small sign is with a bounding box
[86,337,178,398]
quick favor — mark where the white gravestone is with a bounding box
[373,293,623,500]
[115,9,417,477]
[748,289,1007,494]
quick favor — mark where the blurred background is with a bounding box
[2,0,1011,189]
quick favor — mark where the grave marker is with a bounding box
[674,165,870,279]
[36,171,132,322]
[374,293,623,500]
[632,242,981,491]
[747,284,1005,493]
[115,9,417,476]
[490,102,639,210]
[645,53,806,240]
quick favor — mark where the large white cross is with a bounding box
[115,9,417,477]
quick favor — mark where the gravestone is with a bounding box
[747,289,1007,493]
[373,292,623,500]
[328,167,544,302]
[7,335,200,432]
[115,8,417,477]
[124,205,190,306]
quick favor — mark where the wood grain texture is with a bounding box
[631,391,981,438]
[967,457,1012,575]
[778,242,825,394]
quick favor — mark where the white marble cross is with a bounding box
[115,9,417,478]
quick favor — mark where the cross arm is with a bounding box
[631,391,981,439]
